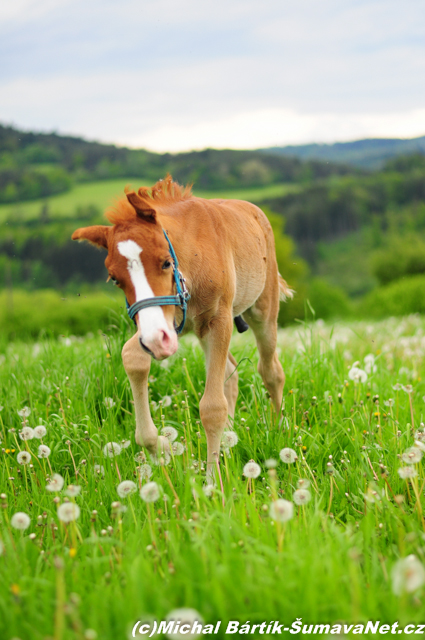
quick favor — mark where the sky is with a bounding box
[1,0,425,152]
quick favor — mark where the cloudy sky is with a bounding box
[1,0,425,151]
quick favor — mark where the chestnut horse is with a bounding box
[72,176,292,475]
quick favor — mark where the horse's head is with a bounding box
[72,190,179,360]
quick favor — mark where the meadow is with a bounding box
[2,312,425,638]
[0,180,298,224]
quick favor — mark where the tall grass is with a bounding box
[1,315,425,639]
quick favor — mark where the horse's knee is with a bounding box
[122,336,150,377]
[199,393,228,435]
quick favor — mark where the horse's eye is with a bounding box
[109,275,120,286]
[162,260,172,270]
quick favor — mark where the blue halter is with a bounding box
[125,229,190,334]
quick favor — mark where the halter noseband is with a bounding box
[125,229,190,334]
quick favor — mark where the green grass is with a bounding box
[2,316,425,639]
[0,180,298,224]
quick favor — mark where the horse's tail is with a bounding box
[278,273,295,302]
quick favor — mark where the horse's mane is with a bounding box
[106,174,192,224]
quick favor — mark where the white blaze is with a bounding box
[117,239,171,341]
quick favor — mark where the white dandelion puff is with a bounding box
[165,608,204,639]
[202,484,214,497]
[57,502,81,523]
[11,512,31,530]
[269,499,294,522]
[17,451,31,465]
[103,442,122,458]
[33,425,47,439]
[401,447,423,465]
[38,444,51,458]
[297,478,310,489]
[117,480,137,498]
[140,481,161,503]
[265,458,278,469]
[134,451,147,464]
[221,431,239,449]
[392,555,425,595]
[19,426,34,441]
[398,467,418,479]
[94,464,105,476]
[162,395,172,407]
[415,440,425,452]
[104,397,116,409]
[279,447,298,464]
[17,406,31,418]
[121,439,131,449]
[293,489,311,505]
[46,473,65,492]
[161,426,178,442]
[65,485,82,497]
[402,385,413,394]
[348,366,368,384]
[365,486,381,504]
[243,461,261,478]
[392,383,402,391]
[139,464,153,481]
[171,442,185,456]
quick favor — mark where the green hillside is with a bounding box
[261,135,425,169]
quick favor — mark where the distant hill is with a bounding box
[260,136,425,169]
[0,123,355,204]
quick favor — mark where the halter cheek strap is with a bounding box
[125,229,190,334]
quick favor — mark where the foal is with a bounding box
[72,176,292,475]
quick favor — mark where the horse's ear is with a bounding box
[71,225,110,249]
[125,190,157,222]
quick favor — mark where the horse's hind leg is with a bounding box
[224,352,238,426]
[198,310,234,478]
[243,293,285,416]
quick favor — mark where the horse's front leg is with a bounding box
[121,333,169,456]
[199,311,233,479]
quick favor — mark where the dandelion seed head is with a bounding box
[134,451,147,464]
[202,484,214,497]
[348,366,368,384]
[221,431,239,449]
[269,499,294,522]
[140,481,161,503]
[38,444,51,458]
[398,467,418,479]
[392,555,425,595]
[17,451,31,465]
[33,425,47,439]
[19,426,34,441]
[161,426,178,442]
[57,502,81,523]
[297,478,310,489]
[121,439,131,449]
[162,395,172,407]
[243,461,261,479]
[104,397,116,408]
[401,447,423,464]
[65,485,82,497]
[165,608,204,639]
[46,473,65,492]
[265,458,278,469]
[17,406,31,418]
[139,464,153,480]
[279,447,298,464]
[11,512,31,530]
[117,480,137,498]
[103,442,122,458]
[171,442,185,456]
[94,464,105,476]
[293,489,312,505]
